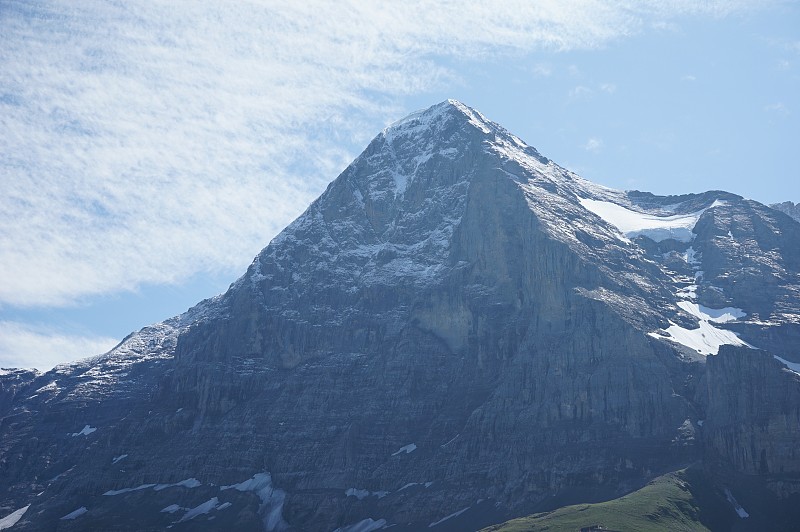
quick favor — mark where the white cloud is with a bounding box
[764,102,789,114]
[681,74,698,81]
[569,85,594,100]
[532,63,553,77]
[0,321,118,371]
[599,83,617,93]
[0,0,776,308]
[584,137,604,152]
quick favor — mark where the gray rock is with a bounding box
[771,201,800,222]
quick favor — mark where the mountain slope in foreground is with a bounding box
[483,466,800,532]
[2,100,800,531]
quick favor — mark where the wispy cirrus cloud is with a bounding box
[584,137,604,153]
[0,321,118,370]
[0,0,775,308]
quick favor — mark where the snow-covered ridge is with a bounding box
[382,99,491,142]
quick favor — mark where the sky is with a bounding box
[1,0,798,370]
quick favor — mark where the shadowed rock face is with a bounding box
[2,100,799,531]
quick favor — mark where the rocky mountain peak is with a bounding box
[2,101,800,531]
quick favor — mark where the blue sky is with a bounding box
[1,1,798,369]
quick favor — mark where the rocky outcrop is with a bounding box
[771,201,800,223]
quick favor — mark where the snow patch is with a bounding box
[104,478,200,496]
[60,507,87,520]
[579,198,707,242]
[677,301,746,323]
[222,473,288,531]
[35,381,59,394]
[112,454,128,464]
[344,487,388,500]
[334,517,388,532]
[440,434,459,447]
[154,478,201,491]
[775,356,800,375]
[0,505,30,530]
[724,488,749,518]
[178,497,218,523]
[70,425,96,436]
[683,246,700,265]
[391,443,417,456]
[161,504,183,514]
[428,507,469,527]
[650,299,749,356]
[103,484,156,496]
[345,488,370,500]
[677,285,697,300]
[650,320,751,356]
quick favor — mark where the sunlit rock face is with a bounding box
[2,101,799,531]
[772,201,800,223]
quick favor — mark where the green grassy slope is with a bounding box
[481,468,734,532]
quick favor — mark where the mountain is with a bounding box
[2,100,800,531]
[772,201,800,223]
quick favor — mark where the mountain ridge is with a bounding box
[2,100,800,531]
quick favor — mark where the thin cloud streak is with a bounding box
[0,0,774,308]
[0,321,118,371]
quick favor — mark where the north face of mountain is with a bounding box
[1,100,799,531]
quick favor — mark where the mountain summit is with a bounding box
[2,101,800,531]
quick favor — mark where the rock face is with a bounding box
[2,100,800,531]
[771,201,800,223]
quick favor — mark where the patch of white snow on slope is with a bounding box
[344,488,388,500]
[154,478,201,491]
[178,497,218,523]
[70,425,96,436]
[579,198,706,242]
[724,488,749,518]
[103,478,201,496]
[103,484,156,496]
[677,301,746,323]
[775,356,800,375]
[683,246,700,265]
[345,488,370,500]
[0,505,30,530]
[650,320,751,356]
[334,517,388,532]
[428,507,470,527]
[677,285,697,300]
[60,507,87,520]
[222,473,288,531]
[391,443,417,456]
